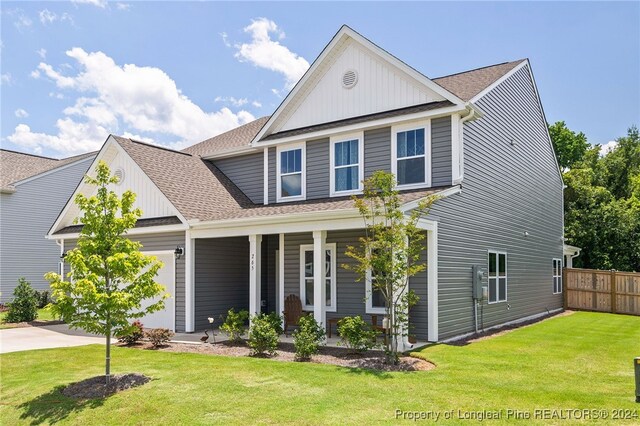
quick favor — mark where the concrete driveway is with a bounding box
[0,324,107,354]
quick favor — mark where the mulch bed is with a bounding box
[120,340,434,372]
[61,373,150,399]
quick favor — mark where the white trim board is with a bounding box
[255,105,467,148]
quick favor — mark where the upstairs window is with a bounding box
[488,251,507,303]
[553,258,563,294]
[277,144,305,201]
[392,121,431,189]
[330,133,363,196]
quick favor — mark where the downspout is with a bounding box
[456,104,478,184]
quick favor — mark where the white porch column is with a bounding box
[312,230,327,328]
[278,234,285,318]
[427,224,439,342]
[185,230,195,332]
[249,234,262,319]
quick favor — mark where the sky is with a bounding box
[1,1,638,159]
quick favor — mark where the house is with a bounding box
[46,26,564,343]
[1,149,95,302]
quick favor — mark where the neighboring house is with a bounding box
[1,149,95,302]
[47,26,564,343]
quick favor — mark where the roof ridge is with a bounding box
[433,59,527,80]
[115,136,193,157]
[0,149,59,160]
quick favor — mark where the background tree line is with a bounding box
[549,122,640,272]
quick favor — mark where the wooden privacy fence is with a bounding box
[564,268,640,316]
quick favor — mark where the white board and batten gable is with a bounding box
[253,25,465,143]
[50,136,184,235]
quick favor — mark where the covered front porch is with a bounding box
[184,214,439,343]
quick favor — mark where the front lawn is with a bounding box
[1,312,639,424]
[0,307,58,329]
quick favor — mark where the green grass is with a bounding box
[1,312,639,425]
[0,307,58,329]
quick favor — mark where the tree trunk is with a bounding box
[105,330,111,384]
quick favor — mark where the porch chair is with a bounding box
[283,294,305,335]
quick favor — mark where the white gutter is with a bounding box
[202,146,261,160]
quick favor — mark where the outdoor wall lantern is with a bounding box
[174,246,184,260]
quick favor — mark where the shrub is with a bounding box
[264,311,284,335]
[145,328,174,347]
[337,316,378,354]
[220,308,249,342]
[35,290,51,309]
[5,278,38,323]
[117,320,145,344]
[293,315,325,361]
[248,313,279,356]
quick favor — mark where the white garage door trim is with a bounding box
[142,250,176,331]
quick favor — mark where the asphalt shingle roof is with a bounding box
[101,59,522,223]
[0,149,95,192]
[433,60,525,101]
[182,116,270,157]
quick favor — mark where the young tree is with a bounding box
[548,121,589,171]
[344,171,435,364]
[46,161,167,384]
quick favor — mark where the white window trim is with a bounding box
[391,119,432,190]
[329,132,364,197]
[299,243,337,313]
[365,268,386,315]
[553,258,563,294]
[487,250,508,304]
[276,142,306,202]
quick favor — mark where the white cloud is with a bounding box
[8,9,32,31]
[39,9,56,24]
[36,48,47,59]
[72,0,108,8]
[38,10,74,26]
[49,92,65,99]
[116,3,131,11]
[252,100,262,108]
[11,48,254,155]
[1,73,13,85]
[15,108,29,118]
[30,70,41,79]
[215,96,248,107]
[220,32,231,48]
[600,140,618,156]
[234,18,309,90]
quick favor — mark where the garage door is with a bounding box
[137,252,175,330]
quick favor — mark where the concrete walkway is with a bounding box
[0,324,106,354]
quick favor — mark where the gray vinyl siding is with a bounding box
[268,147,276,204]
[306,138,330,199]
[282,229,430,340]
[428,64,564,339]
[64,231,186,331]
[431,116,453,186]
[213,153,263,204]
[364,127,391,178]
[0,157,93,303]
[194,237,249,331]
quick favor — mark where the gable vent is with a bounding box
[114,168,125,185]
[342,69,358,89]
